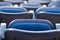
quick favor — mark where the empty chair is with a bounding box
[36,7,60,29]
[0,2,12,6]
[48,2,60,7]
[28,0,51,6]
[5,19,59,40]
[20,3,41,12]
[5,28,60,40]
[0,2,12,8]
[0,7,33,27]
[8,19,54,29]
[0,7,27,13]
[4,0,24,6]
[5,0,24,3]
[0,2,12,23]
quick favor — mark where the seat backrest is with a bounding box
[36,7,60,14]
[4,0,24,3]
[5,28,60,40]
[36,7,60,29]
[1,12,33,24]
[9,19,54,30]
[48,2,60,7]
[20,3,41,8]
[0,7,27,13]
[20,3,41,12]
[0,8,33,27]
[0,2,12,6]
[28,0,51,4]
[5,19,57,40]
[0,2,12,9]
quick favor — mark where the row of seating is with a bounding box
[1,7,60,40]
[0,2,60,9]
[0,7,60,28]
[1,1,60,40]
[36,7,60,28]
[0,7,33,27]
[0,2,60,11]
[0,1,60,7]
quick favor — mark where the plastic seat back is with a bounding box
[36,7,60,29]
[5,19,57,40]
[0,8,33,27]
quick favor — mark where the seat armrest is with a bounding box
[0,23,6,39]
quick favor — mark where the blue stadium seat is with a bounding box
[48,2,60,7]
[36,7,60,29]
[0,2,12,23]
[0,7,27,13]
[9,19,54,30]
[5,19,59,40]
[0,2,12,9]
[20,3,41,12]
[0,7,33,27]
[0,2,12,6]
[5,28,60,40]
[36,7,60,14]
[4,0,24,5]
